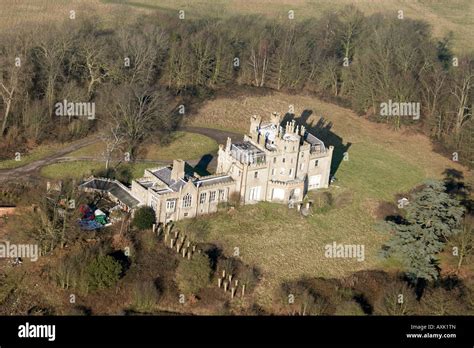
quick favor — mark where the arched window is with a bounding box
[182,193,192,208]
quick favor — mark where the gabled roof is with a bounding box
[304,132,326,152]
[195,175,233,188]
[80,178,140,208]
[150,166,193,193]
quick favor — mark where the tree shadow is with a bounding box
[192,154,213,176]
[443,168,472,214]
[352,293,373,315]
[282,110,351,177]
[201,243,222,272]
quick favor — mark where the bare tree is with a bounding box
[116,24,168,86]
[247,27,274,87]
[420,63,448,139]
[337,5,364,60]
[105,84,170,160]
[449,216,474,272]
[98,119,125,170]
[77,38,113,98]
[0,30,32,136]
[450,58,473,138]
[35,24,72,117]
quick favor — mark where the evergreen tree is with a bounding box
[132,206,156,230]
[382,181,464,281]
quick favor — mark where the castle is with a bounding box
[80,112,333,223]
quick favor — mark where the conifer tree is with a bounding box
[382,181,464,282]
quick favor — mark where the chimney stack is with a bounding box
[171,159,185,181]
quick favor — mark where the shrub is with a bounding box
[132,206,155,230]
[132,281,159,313]
[86,255,122,290]
[373,281,418,315]
[186,218,210,241]
[93,166,132,183]
[176,253,211,295]
[312,191,334,212]
[419,286,466,315]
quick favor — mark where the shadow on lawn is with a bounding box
[193,154,213,176]
[282,109,351,177]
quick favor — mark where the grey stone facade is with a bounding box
[83,112,333,224]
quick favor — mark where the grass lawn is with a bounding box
[40,132,217,180]
[177,92,471,307]
[0,143,70,170]
[40,161,163,181]
[142,132,218,161]
[68,131,217,161]
[40,161,105,180]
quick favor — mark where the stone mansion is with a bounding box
[80,112,334,223]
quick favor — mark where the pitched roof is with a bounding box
[80,178,140,208]
[195,175,233,188]
[150,167,191,192]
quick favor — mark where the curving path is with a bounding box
[0,127,242,183]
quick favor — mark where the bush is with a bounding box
[132,281,159,313]
[132,206,155,230]
[93,166,132,183]
[176,253,211,295]
[419,287,466,315]
[373,281,418,315]
[186,218,210,241]
[86,255,122,290]
[312,191,333,212]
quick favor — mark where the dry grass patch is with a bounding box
[181,91,471,305]
[1,0,471,53]
[187,91,468,183]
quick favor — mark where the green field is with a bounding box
[41,131,217,180]
[0,143,71,170]
[178,92,471,306]
[39,161,158,180]
[39,161,105,179]
[141,132,218,161]
[68,132,217,161]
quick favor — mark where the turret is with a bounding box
[300,125,306,136]
[270,112,281,126]
[250,115,261,133]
